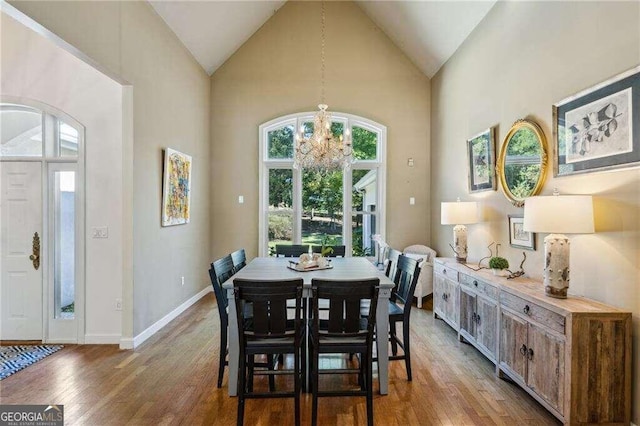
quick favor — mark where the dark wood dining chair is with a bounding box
[385,248,402,281]
[309,278,379,426]
[231,248,247,273]
[233,278,304,426]
[387,254,421,380]
[208,258,232,388]
[275,244,309,257]
[310,245,346,257]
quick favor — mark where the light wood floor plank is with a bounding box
[0,294,560,425]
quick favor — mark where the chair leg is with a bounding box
[237,354,246,426]
[218,326,228,388]
[248,356,254,392]
[268,355,276,392]
[294,347,301,426]
[311,346,319,426]
[365,351,374,426]
[403,320,412,381]
[390,321,398,356]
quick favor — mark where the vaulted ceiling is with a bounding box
[149,0,495,78]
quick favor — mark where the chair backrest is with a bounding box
[233,278,303,339]
[311,278,379,338]
[275,244,309,257]
[392,254,421,308]
[311,245,346,257]
[213,254,235,285]
[385,249,402,280]
[231,248,247,273]
[208,265,228,321]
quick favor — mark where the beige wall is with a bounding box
[10,1,212,337]
[210,0,430,260]
[430,1,640,421]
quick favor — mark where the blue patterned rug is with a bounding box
[1,345,63,380]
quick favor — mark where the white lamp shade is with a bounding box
[523,195,594,234]
[441,201,478,225]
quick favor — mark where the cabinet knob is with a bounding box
[442,294,446,300]
[472,312,477,321]
[523,305,531,315]
[476,314,481,325]
[473,280,478,287]
[519,344,527,356]
[443,269,447,274]
[527,348,534,360]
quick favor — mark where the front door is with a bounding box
[1,161,43,340]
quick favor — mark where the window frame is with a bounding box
[258,111,386,257]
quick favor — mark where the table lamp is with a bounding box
[523,192,594,298]
[441,199,478,263]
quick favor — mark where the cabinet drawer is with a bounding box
[434,263,458,281]
[500,292,565,335]
[459,273,498,301]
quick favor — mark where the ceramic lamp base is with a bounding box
[453,224,468,263]
[543,233,570,298]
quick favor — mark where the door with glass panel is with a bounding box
[1,102,83,342]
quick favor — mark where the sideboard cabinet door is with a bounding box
[499,310,528,384]
[526,323,565,415]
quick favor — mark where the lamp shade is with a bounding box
[441,201,478,225]
[523,195,594,234]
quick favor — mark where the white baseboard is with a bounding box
[84,334,121,344]
[129,286,212,349]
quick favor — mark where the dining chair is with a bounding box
[275,244,309,257]
[233,278,304,426]
[208,261,231,388]
[384,248,402,281]
[310,245,346,257]
[309,278,379,426]
[387,254,421,381]
[231,248,247,273]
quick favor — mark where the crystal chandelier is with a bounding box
[293,0,352,171]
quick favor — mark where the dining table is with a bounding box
[223,256,395,397]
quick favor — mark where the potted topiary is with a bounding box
[489,256,509,276]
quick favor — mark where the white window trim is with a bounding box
[258,111,386,257]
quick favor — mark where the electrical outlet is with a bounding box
[115,298,122,311]
[181,276,185,286]
[92,226,109,239]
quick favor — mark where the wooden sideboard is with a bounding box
[433,258,632,425]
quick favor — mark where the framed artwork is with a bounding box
[467,127,497,193]
[508,214,535,250]
[553,66,640,176]
[162,148,192,226]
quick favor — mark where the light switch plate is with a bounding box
[409,197,415,205]
[238,195,244,204]
[92,227,108,238]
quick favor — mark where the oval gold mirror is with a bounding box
[497,119,548,207]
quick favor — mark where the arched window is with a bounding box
[258,111,386,257]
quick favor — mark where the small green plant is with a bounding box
[489,256,509,270]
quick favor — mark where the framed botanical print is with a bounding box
[162,148,192,226]
[553,66,640,176]
[508,214,535,250]
[467,127,497,193]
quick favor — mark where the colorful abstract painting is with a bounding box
[162,148,192,226]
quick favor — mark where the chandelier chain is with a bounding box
[321,0,325,105]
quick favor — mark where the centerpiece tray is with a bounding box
[287,260,333,272]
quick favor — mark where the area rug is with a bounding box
[0,345,63,380]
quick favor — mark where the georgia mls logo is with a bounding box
[0,404,64,426]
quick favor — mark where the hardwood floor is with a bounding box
[0,294,560,425]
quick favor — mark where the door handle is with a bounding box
[29,232,40,270]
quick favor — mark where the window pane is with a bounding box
[352,213,376,257]
[54,171,75,319]
[302,169,343,247]
[58,121,79,157]
[352,126,377,160]
[268,169,293,255]
[0,105,43,157]
[268,125,294,159]
[352,169,377,213]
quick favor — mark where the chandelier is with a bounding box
[293,1,352,171]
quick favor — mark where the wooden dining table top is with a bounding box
[225,256,395,287]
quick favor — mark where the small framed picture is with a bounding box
[467,127,497,193]
[553,66,640,176]
[508,214,535,250]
